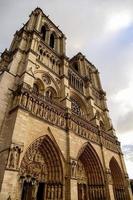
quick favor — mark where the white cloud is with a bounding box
[118,132,133,145]
[106,11,132,33]
[112,80,133,114]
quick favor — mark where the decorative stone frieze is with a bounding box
[10,84,121,153]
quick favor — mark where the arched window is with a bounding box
[33,83,39,95]
[32,79,45,96]
[20,135,63,200]
[73,62,79,72]
[110,157,126,200]
[41,26,46,40]
[77,143,106,199]
[45,90,53,101]
[45,87,57,102]
[71,97,81,115]
[49,33,55,49]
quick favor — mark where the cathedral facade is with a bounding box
[0,8,132,200]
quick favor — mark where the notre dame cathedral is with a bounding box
[0,7,132,200]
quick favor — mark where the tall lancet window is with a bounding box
[33,83,39,95]
[41,26,46,41]
[49,33,55,49]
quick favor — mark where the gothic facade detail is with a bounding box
[0,7,132,200]
[6,144,23,170]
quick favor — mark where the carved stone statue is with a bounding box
[51,185,54,199]
[71,160,77,178]
[7,145,23,170]
[22,93,28,107]
[14,147,21,169]
[9,149,15,168]
[58,185,62,199]
[81,185,85,200]
[106,169,113,185]
[7,195,11,200]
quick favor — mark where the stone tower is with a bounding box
[0,7,132,200]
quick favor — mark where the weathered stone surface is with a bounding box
[0,7,132,200]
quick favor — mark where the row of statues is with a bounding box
[21,181,63,200]
[19,92,66,129]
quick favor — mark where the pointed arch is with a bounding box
[34,71,60,97]
[77,142,106,200]
[110,157,126,200]
[49,32,55,49]
[45,86,57,102]
[41,26,46,40]
[70,91,88,117]
[33,78,45,95]
[40,23,49,41]
[20,135,63,200]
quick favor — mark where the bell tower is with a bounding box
[0,7,132,200]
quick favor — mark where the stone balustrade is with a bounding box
[68,69,84,93]
[11,85,121,153]
[12,87,66,130]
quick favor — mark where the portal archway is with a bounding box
[77,143,106,200]
[110,157,126,200]
[19,135,63,200]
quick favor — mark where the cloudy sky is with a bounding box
[0,0,133,178]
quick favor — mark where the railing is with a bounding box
[68,69,84,93]
[68,113,100,144]
[11,85,120,153]
[12,87,66,130]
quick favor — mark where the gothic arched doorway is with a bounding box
[19,135,63,200]
[110,157,126,200]
[77,143,106,200]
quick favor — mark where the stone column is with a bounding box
[60,35,66,56]
[55,37,60,54]
[70,160,78,200]
[27,12,35,31]
[106,169,115,200]
[70,179,78,200]
[124,174,133,200]
[99,140,115,200]
[84,80,96,122]
[119,153,133,200]
[35,10,42,32]
[60,58,71,109]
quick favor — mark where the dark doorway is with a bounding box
[37,182,45,200]
[21,181,32,200]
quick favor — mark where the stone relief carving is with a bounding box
[11,85,120,154]
[42,73,51,85]
[55,78,61,85]
[106,169,113,185]
[71,159,77,178]
[77,160,87,182]
[20,148,47,182]
[7,144,23,170]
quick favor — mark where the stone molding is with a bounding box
[10,84,121,154]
